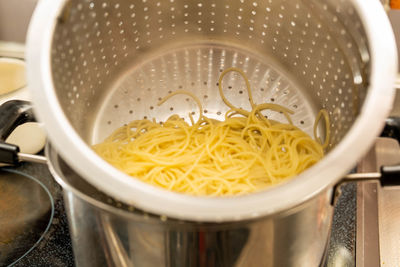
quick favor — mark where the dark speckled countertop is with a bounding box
[325,183,356,266]
[4,163,75,267]
[1,162,356,267]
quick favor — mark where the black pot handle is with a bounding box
[378,117,400,186]
[381,117,400,144]
[380,165,400,187]
[0,100,36,165]
[0,100,35,141]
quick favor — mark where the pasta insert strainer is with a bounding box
[27,0,397,221]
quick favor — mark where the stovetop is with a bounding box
[5,163,74,267]
[1,1,400,265]
[2,162,357,267]
[2,81,399,267]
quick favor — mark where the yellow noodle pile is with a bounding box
[93,68,328,196]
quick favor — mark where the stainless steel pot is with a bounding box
[22,0,398,265]
[47,144,333,267]
[1,103,399,267]
[0,100,334,267]
[26,0,397,222]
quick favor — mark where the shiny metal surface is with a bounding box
[364,138,400,266]
[21,0,400,264]
[325,182,356,267]
[356,137,400,267]
[379,185,400,267]
[0,169,54,266]
[356,181,380,267]
[50,0,369,145]
[18,153,48,164]
[47,145,333,267]
[91,44,317,143]
[27,0,397,222]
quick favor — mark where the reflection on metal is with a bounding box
[100,216,133,267]
[356,138,400,267]
[356,181,380,267]
[395,74,400,89]
[327,246,353,267]
[379,186,400,267]
[325,182,356,267]
[0,169,54,266]
[344,173,381,180]
[18,153,47,164]
[376,139,400,267]
[50,146,333,267]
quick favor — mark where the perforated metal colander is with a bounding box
[27,0,396,221]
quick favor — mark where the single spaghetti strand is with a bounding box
[313,109,331,149]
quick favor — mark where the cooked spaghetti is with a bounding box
[93,67,329,196]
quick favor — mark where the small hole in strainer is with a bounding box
[203,81,207,85]
[260,88,264,91]
[191,82,195,86]
[150,106,154,110]
[204,95,208,99]
[191,111,195,115]
[270,98,275,102]
[179,85,183,89]
[107,121,111,125]
[144,116,148,119]
[217,111,222,115]
[137,98,141,101]
[114,104,119,108]
[228,86,232,89]
[158,97,162,101]
[219,69,223,72]
[293,104,298,109]
[186,98,190,101]
[168,90,172,94]
[300,121,304,124]
[147,87,151,91]
[129,110,133,114]
[170,107,174,111]
[204,110,208,113]
[216,82,219,86]
[239,90,243,94]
